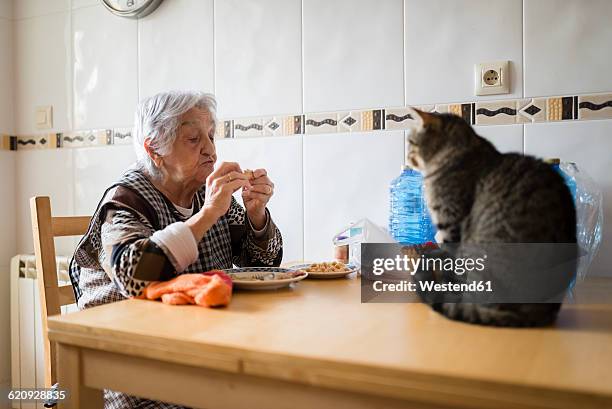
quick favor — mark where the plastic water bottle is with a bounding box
[389,166,436,245]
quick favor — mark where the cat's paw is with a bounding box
[435,230,445,244]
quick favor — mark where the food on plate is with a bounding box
[232,271,306,282]
[300,261,350,273]
[142,270,232,307]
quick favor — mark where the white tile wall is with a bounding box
[14,12,71,134]
[303,0,404,112]
[73,5,138,130]
[524,0,612,97]
[13,0,69,20]
[0,1,12,394]
[72,0,98,9]
[405,0,523,105]
[16,149,75,256]
[215,136,304,263]
[475,124,523,153]
[0,0,11,19]
[0,151,16,264]
[139,0,214,100]
[303,131,405,261]
[0,18,12,134]
[215,0,302,118]
[0,151,16,388]
[73,145,137,215]
[525,120,612,277]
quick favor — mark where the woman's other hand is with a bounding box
[242,168,274,229]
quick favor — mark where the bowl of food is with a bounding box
[291,261,358,279]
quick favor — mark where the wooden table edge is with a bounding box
[47,322,612,409]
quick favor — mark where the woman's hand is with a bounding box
[186,162,250,240]
[204,162,251,219]
[242,168,274,229]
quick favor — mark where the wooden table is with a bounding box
[47,275,612,409]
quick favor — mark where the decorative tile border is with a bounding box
[338,112,361,132]
[578,94,612,120]
[112,128,134,145]
[517,98,547,123]
[261,117,282,136]
[61,129,111,148]
[2,92,611,151]
[385,107,415,130]
[213,92,611,140]
[1,134,17,150]
[3,129,127,151]
[475,101,516,125]
[304,112,338,134]
[16,133,61,150]
[234,118,264,138]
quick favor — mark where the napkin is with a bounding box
[141,270,233,307]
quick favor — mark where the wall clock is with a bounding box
[101,0,164,19]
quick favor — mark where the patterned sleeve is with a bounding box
[99,209,176,298]
[226,197,283,267]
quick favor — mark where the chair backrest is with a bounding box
[30,196,91,388]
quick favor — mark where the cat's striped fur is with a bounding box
[407,109,576,327]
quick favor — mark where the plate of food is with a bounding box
[291,261,358,279]
[223,267,308,290]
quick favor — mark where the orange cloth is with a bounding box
[143,271,232,307]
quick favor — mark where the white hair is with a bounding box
[133,91,217,179]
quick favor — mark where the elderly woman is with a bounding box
[69,91,282,408]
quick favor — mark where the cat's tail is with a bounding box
[431,302,562,327]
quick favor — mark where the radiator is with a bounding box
[9,255,77,409]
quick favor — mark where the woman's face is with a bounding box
[160,107,217,186]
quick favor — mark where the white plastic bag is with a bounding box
[560,162,604,280]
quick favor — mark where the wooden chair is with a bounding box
[30,196,91,388]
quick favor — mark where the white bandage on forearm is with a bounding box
[150,222,198,272]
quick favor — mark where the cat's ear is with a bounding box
[408,107,441,132]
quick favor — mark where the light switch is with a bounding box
[36,110,47,125]
[35,106,53,129]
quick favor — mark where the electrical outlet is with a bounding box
[474,61,510,96]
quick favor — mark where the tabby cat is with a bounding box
[406,108,576,327]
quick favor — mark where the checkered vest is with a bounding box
[69,167,233,301]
